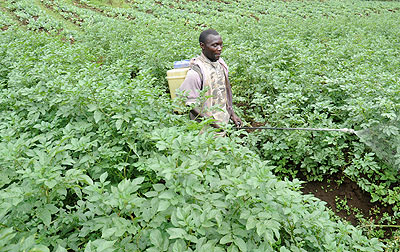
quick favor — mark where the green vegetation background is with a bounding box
[0,0,400,251]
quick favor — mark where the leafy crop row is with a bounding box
[0,2,387,250]
[2,0,68,33]
[0,8,15,27]
[75,0,400,245]
[2,0,400,250]
[40,0,85,27]
[226,1,400,213]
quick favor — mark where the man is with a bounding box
[179,29,242,130]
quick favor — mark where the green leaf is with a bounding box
[153,184,166,192]
[93,239,115,252]
[37,208,51,226]
[132,177,145,185]
[167,228,186,239]
[44,179,57,189]
[73,187,82,199]
[54,245,68,252]
[245,216,256,230]
[30,245,50,252]
[172,240,186,252]
[280,247,291,252]
[94,110,103,123]
[144,191,158,198]
[219,234,233,245]
[116,119,123,130]
[218,222,230,235]
[80,175,93,185]
[102,227,117,239]
[157,200,170,212]
[150,229,163,247]
[45,204,58,214]
[233,237,247,252]
[100,172,108,183]
[87,104,97,112]
[84,241,92,252]
[0,228,16,248]
[237,190,247,197]
[159,190,174,199]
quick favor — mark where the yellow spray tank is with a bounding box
[166,60,190,99]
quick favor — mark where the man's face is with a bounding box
[200,34,223,62]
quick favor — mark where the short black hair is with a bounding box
[199,29,220,44]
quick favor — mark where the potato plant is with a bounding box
[1,0,400,250]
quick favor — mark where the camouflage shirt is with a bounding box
[179,53,233,125]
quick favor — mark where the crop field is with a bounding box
[1,0,400,251]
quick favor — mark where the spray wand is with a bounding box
[234,126,355,134]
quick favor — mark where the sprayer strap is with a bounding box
[191,65,203,84]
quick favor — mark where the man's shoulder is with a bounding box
[189,55,201,67]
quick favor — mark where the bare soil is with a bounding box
[300,174,398,238]
[301,175,375,225]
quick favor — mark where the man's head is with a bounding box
[199,29,223,62]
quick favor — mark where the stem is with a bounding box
[202,147,210,173]
[0,222,23,232]
[124,148,132,178]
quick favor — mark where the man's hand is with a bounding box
[230,112,243,127]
